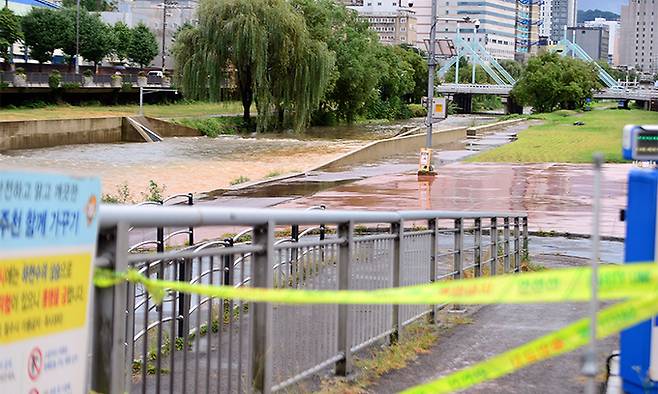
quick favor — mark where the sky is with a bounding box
[578,0,625,13]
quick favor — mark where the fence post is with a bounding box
[91,223,129,394]
[336,221,354,376]
[428,219,437,324]
[490,218,498,275]
[453,218,464,310]
[291,224,299,274]
[474,218,482,277]
[514,217,521,272]
[251,221,274,394]
[390,220,404,343]
[503,217,511,273]
[187,193,194,246]
[522,216,529,259]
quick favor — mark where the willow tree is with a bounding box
[173,0,334,131]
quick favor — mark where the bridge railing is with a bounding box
[91,205,528,394]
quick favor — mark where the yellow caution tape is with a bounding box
[92,264,658,393]
[403,295,658,393]
[94,263,658,305]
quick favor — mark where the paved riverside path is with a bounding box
[368,255,618,393]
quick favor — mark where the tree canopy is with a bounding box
[127,23,159,68]
[173,0,335,131]
[111,21,132,61]
[511,52,602,112]
[0,7,22,67]
[21,8,69,66]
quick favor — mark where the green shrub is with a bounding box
[407,103,426,118]
[229,176,250,186]
[48,70,61,89]
[121,82,133,92]
[141,180,166,202]
[175,116,244,137]
[83,69,94,77]
[61,82,80,89]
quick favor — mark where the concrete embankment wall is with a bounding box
[315,126,467,170]
[466,118,525,136]
[0,116,201,150]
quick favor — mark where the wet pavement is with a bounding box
[0,115,495,197]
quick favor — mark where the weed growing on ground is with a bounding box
[101,182,134,204]
[141,180,167,202]
[230,176,250,186]
[265,170,283,178]
[317,322,438,394]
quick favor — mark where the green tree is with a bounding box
[511,52,602,112]
[21,8,69,69]
[127,23,158,69]
[364,45,415,119]
[112,21,132,61]
[79,13,113,67]
[291,0,380,123]
[173,0,334,131]
[62,0,115,12]
[499,59,524,80]
[0,7,23,70]
[398,44,428,103]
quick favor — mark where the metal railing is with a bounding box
[91,205,528,394]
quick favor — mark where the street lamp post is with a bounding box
[75,0,80,74]
[424,0,438,150]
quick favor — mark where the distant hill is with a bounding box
[578,0,624,13]
[577,9,620,23]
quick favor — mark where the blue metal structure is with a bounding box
[621,125,658,394]
[437,30,516,87]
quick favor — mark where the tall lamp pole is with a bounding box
[75,0,80,74]
[424,0,438,150]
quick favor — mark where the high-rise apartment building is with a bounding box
[539,0,553,39]
[549,0,577,43]
[348,1,417,46]
[413,0,518,60]
[566,26,610,61]
[583,18,620,65]
[619,0,658,75]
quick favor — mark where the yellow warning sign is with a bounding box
[0,253,92,344]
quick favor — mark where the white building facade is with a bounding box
[583,18,620,65]
[349,1,417,46]
[619,0,658,75]
[100,0,197,69]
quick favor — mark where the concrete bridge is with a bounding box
[436,83,658,113]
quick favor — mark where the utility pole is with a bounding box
[424,0,437,150]
[161,0,169,73]
[75,0,80,74]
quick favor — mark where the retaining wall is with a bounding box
[0,116,202,150]
[0,117,124,150]
[315,126,467,170]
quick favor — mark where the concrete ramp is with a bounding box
[126,117,163,142]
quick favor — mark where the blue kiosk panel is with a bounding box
[622,168,658,393]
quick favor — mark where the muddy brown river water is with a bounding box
[0,116,489,197]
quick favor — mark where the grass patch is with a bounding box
[265,170,283,178]
[468,107,658,163]
[174,116,247,137]
[317,322,438,394]
[0,101,246,121]
[229,175,250,186]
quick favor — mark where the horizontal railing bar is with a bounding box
[353,233,398,242]
[398,211,527,220]
[100,205,526,228]
[403,230,434,236]
[436,251,457,258]
[126,244,264,263]
[273,237,345,250]
[401,309,431,327]
[272,354,344,392]
[435,271,459,280]
[351,328,396,354]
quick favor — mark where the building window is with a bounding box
[400,17,406,22]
